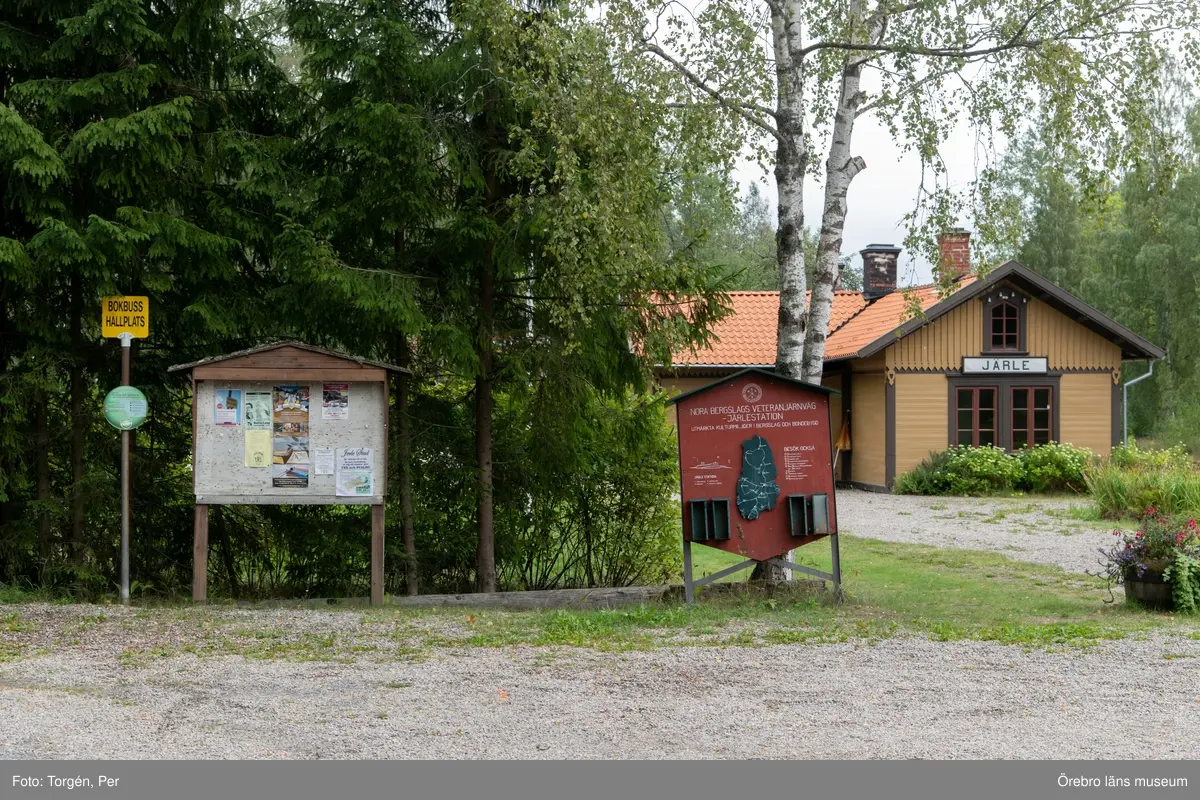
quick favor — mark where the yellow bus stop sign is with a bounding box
[101,296,149,338]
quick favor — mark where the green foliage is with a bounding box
[609,0,1200,306]
[894,445,1023,496]
[1109,442,1193,472]
[1165,554,1200,613]
[1,0,301,596]
[993,81,1200,446]
[1086,465,1200,522]
[1015,442,1095,493]
[895,442,1095,496]
[408,381,681,593]
[0,0,733,600]
[504,391,683,590]
[665,180,863,293]
[1096,510,1200,612]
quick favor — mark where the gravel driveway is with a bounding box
[836,489,1117,575]
[2,600,1198,760]
[2,491,1194,761]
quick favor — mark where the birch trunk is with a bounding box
[804,0,876,382]
[759,1,809,584]
[772,0,809,381]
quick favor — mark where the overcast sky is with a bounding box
[732,95,1001,288]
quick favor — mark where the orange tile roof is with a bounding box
[669,278,976,367]
[670,291,867,366]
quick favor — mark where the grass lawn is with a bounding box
[5,536,1198,663]
[357,535,1198,653]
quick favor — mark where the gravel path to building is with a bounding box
[1,603,1199,760]
[836,489,1117,575]
[0,494,1187,761]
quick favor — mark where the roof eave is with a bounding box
[654,363,773,371]
[168,340,412,374]
[854,262,1166,362]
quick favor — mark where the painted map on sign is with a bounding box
[735,434,780,520]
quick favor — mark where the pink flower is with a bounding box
[1136,531,1144,539]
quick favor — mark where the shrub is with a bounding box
[1016,442,1095,493]
[1109,442,1192,472]
[894,442,1092,497]
[892,449,957,495]
[894,445,1022,496]
[1086,464,1200,522]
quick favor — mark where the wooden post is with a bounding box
[193,503,209,603]
[371,503,385,605]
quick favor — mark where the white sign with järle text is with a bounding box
[962,356,1048,374]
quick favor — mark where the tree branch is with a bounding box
[799,1,1177,60]
[641,41,782,141]
[855,60,967,117]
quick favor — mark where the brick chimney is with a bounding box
[937,228,971,283]
[860,244,902,300]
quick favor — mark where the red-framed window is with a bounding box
[955,387,997,447]
[1011,386,1053,450]
[989,301,1020,351]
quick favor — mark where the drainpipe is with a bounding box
[1122,360,1155,446]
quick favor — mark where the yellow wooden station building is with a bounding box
[657,231,1165,491]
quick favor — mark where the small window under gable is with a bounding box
[980,284,1029,354]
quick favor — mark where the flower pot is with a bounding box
[1123,567,1174,610]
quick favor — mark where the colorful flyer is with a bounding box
[214,389,242,426]
[245,429,270,468]
[273,461,309,487]
[244,391,272,430]
[273,386,310,488]
[314,448,335,476]
[322,383,349,420]
[335,447,374,497]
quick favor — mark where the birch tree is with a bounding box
[605,0,1200,384]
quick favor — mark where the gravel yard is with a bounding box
[1,603,1199,760]
[836,489,1115,575]
[2,491,1197,761]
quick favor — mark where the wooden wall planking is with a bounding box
[894,373,949,477]
[889,288,1122,372]
[850,372,886,486]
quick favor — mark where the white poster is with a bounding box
[314,448,335,476]
[335,447,374,497]
[214,389,242,426]
[322,383,349,420]
[244,391,273,430]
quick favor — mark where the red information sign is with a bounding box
[672,369,839,562]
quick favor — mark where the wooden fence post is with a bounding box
[371,504,385,605]
[193,503,209,603]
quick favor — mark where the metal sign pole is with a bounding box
[682,538,694,605]
[119,332,132,606]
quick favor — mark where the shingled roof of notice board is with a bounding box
[666,367,841,405]
[167,341,411,374]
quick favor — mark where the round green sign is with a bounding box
[104,386,148,430]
